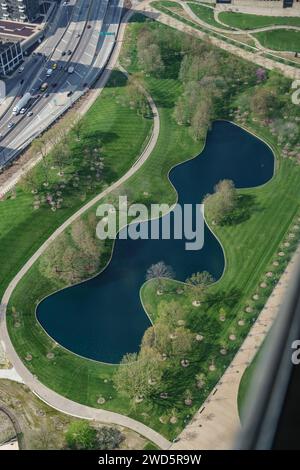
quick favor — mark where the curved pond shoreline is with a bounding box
[36,121,275,364]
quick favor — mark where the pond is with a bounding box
[37,121,274,363]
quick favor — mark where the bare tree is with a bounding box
[146,261,175,292]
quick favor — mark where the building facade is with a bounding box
[0,40,23,76]
[0,0,40,23]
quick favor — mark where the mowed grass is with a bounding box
[187,2,233,30]
[0,71,152,299]
[219,11,300,30]
[5,17,300,439]
[254,29,300,52]
[7,77,201,439]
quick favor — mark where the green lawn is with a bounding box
[151,1,258,53]
[0,71,152,300]
[254,29,300,52]
[4,16,300,440]
[187,2,233,30]
[219,11,300,30]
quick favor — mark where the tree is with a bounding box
[172,327,194,356]
[186,271,214,303]
[250,88,276,120]
[203,179,237,225]
[52,141,70,174]
[65,421,97,450]
[146,261,174,283]
[125,75,150,118]
[96,426,124,450]
[137,43,164,76]
[190,99,212,141]
[157,300,187,329]
[113,349,163,401]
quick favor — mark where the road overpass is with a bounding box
[0,0,124,170]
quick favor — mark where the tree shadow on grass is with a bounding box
[222,194,261,226]
[104,70,128,88]
[204,287,242,309]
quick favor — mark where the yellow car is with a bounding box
[52,63,57,70]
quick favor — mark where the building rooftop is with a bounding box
[0,19,38,39]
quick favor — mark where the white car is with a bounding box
[8,122,14,129]
[27,111,33,117]
[20,108,27,115]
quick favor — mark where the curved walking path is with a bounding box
[144,1,300,79]
[213,7,300,33]
[182,2,300,55]
[0,7,131,198]
[0,11,170,451]
[170,246,300,449]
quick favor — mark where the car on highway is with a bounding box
[8,122,15,129]
[40,82,48,92]
[27,111,33,117]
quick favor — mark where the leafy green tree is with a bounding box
[157,300,187,328]
[113,349,163,401]
[138,43,164,76]
[65,421,97,450]
[250,88,277,120]
[203,179,237,224]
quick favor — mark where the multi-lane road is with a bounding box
[0,0,123,170]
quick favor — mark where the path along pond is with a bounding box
[37,121,274,363]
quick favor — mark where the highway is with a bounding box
[0,0,124,170]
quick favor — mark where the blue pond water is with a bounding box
[37,121,274,363]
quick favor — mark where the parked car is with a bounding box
[27,111,33,117]
[8,122,15,129]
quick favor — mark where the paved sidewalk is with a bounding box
[170,246,300,450]
[0,10,169,450]
[143,1,300,79]
[0,367,23,384]
[0,9,133,198]
[184,2,300,35]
